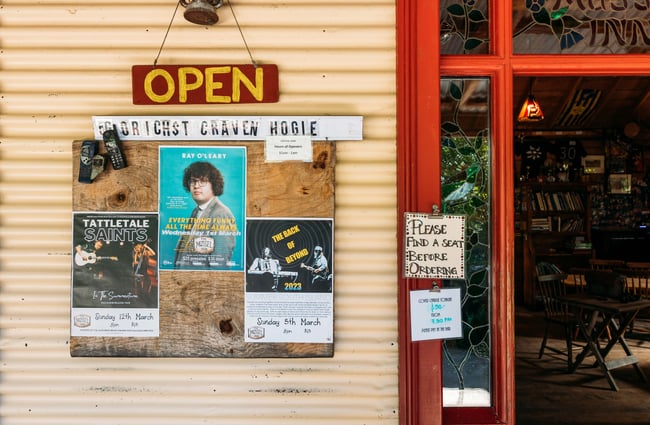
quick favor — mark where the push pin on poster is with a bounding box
[409,286,462,341]
[265,135,313,162]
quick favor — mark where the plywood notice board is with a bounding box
[71,140,334,357]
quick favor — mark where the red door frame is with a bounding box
[397,2,650,425]
[397,0,442,423]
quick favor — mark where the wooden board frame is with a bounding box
[71,140,335,357]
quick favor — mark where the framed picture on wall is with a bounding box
[582,155,605,174]
[607,138,629,173]
[608,174,632,194]
[608,158,627,174]
[630,146,645,173]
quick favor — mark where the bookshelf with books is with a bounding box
[518,182,592,306]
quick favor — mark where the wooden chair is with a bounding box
[537,273,578,371]
[626,262,650,270]
[566,268,606,340]
[567,267,591,294]
[589,259,626,270]
[622,262,650,297]
[617,263,650,335]
[617,268,650,299]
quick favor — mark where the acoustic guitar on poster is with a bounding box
[74,251,118,266]
[300,262,329,278]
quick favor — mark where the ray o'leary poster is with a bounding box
[158,146,246,271]
[71,212,159,337]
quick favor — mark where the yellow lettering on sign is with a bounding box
[144,69,175,103]
[140,65,270,104]
[233,66,263,102]
[178,67,204,103]
[205,66,231,103]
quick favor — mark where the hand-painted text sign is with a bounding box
[92,116,363,141]
[132,64,279,105]
[403,213,465,279]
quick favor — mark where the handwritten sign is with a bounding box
[410,288,462,341]
[403,213,465,279]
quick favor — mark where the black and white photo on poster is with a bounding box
[245,218,333,293]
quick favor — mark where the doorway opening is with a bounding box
[513,75,650,424]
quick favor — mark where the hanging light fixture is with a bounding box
[517,92,545,122]
[180,0,224,26]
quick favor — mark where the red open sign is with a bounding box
[132,64,279,105]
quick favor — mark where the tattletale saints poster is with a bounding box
[245,218,333,343]
[71,212,159,337]
[158,146,246,271]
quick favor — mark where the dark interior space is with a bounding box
[515,307,650,425]
[514,76,650,424]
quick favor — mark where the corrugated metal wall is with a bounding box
[0,1,398,424]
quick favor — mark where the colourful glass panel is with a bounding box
[440,78,491,407]
[513,0,650,53]
[441,0,490,54]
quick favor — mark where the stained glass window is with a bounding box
[441,0,490,54]
[513,0,650,54]
[440,78,491,407]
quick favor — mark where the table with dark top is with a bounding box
[559,294,650,391]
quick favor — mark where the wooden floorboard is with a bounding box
[516,306,650,425]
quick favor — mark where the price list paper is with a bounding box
[410,288,462,341]
[403,213,465,279]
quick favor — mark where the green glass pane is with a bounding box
[441,0,490,54]
[513,0,650,54]
[440,78,491,407]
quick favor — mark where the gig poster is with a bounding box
[70,212,159,337]
[158,146,246,271]
[244,218,333,343]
